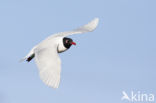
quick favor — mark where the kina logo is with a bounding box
[121,91,154,102]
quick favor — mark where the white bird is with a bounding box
[21,18,99,88]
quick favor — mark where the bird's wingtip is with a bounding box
[85,17,99,31]
[93,17,99,23]
[19,58,26,62]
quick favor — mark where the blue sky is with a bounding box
[0,0,156,103]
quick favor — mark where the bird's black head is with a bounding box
[63,37,76,49]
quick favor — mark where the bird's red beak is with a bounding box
[71,42,76,45]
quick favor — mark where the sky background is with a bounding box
[0,0,156,103]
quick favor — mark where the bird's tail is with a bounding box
[20,46,37,62]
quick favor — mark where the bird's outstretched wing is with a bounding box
[34,45,61,88]
[47,18,99,39]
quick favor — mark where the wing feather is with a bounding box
[34,46,61,88]
[46,18,99,39]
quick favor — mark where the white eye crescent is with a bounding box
[66,40,69,43]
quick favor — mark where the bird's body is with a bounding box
[21,18,99,88]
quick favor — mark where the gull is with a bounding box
[21,18,99,88]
